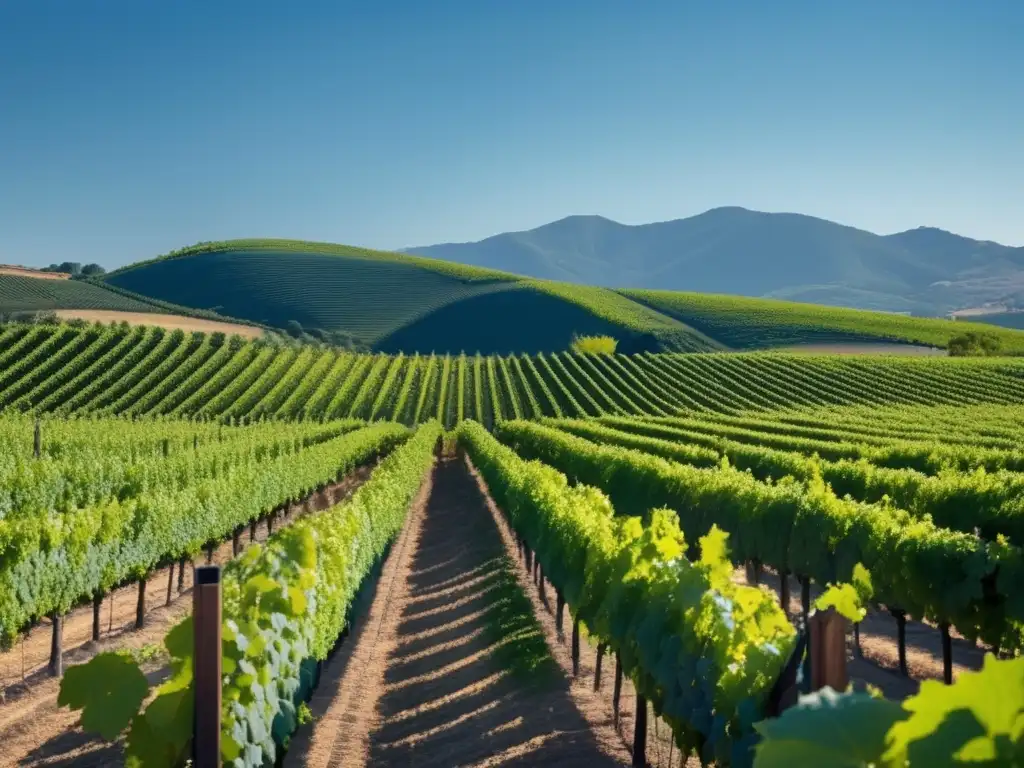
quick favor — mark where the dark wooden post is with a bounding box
[800,576,811,626]
[594,643,606,691]
[524,546,532,574]
[232,528,242,557]
[193,434,198,451]
[538,565,546,601]
[267,514,274,536]
[49,614,63,677]
[809,607,848,693]
[193,566,222,768]
[633,694,647,767]
[92,594,102,642]
[135,576,147,630]
[178,557,186,593]
[571,618,580,677]
[250,519,258,542]
[162,438,169,457]
[891,609,908,676]
[166,563,175,606]
[612,653,623,727]
[34,419,42,458]
[853,621,861,656]
[205,543,215,564]
[779,570,790,613]
[556,591,565,636]
[940,623,953,684]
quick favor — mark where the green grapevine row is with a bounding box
[493,420,1024,651]
[457,420,795,767]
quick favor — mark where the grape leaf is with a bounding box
[814,583,866,623]
[57,652,149,741]
[753,687,906,767]
[883,654,1024,766]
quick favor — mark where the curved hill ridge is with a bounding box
[103,240,714,354]
[93,238,1024,355]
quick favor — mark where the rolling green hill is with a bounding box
[89,238,1024,354]
[103,239,715,353]
[622,288,1024,354]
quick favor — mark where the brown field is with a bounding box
[0,266,70,280]
[54,309,264,339]
[774,342,946,356]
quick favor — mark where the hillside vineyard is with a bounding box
[2,322,1024,425]
[4,319,1024,766]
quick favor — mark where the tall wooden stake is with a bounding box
[33,419,41,458]
[178,557,186,592]
[250,519,257,542]
[135,576,147,630]
[92,594,102,642]
[571,618,581,677]
[892,609,908,676]
[48,614,63,677]
[612,653,623,728]
[556,591,565,635]
[940,623,953,684]
[594,643,606,691]
[166,563,175,606]
[633,694,647,767]
[800,576,811,626]
[780,570,790,614]
[809,607,849,692]
[193,566,222,768]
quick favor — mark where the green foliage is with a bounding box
[57,422,439,766]
[458,420,796,766]
[753,654,1024,767]
[570,334,618,355]
[58,652,151,741]
[0,416,406,642]
[493,419,1024,651]
[753,687,907,767]
[949,331,1002,357]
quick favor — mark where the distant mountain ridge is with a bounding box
[403,207,1024,316]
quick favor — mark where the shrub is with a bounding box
[948,331,1001,356]
[570,334,617,355]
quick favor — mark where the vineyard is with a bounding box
[2,322,1024,427]
[0,318,1021,766]
[0,274,160,314]
[622,287,1024,353]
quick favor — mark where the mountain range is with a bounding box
[403,207,1024,316]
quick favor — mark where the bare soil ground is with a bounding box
[53,310,264,339]
[288,455,630,768]
[772,342,946,356]
[0,465,372,768]
[0,267,70,281]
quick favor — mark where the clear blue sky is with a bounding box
[2,1,1022,268]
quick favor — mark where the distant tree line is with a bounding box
[41,262,106,277]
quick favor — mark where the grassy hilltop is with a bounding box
[87,238,1024,355]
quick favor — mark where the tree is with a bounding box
[948,331,1001,357]
[285,320,305,339]
[80,264,106,276]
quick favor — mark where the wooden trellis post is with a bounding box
[193,566,222,768]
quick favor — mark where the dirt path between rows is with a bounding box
[0,465,373,768]
[288,455,630,768]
